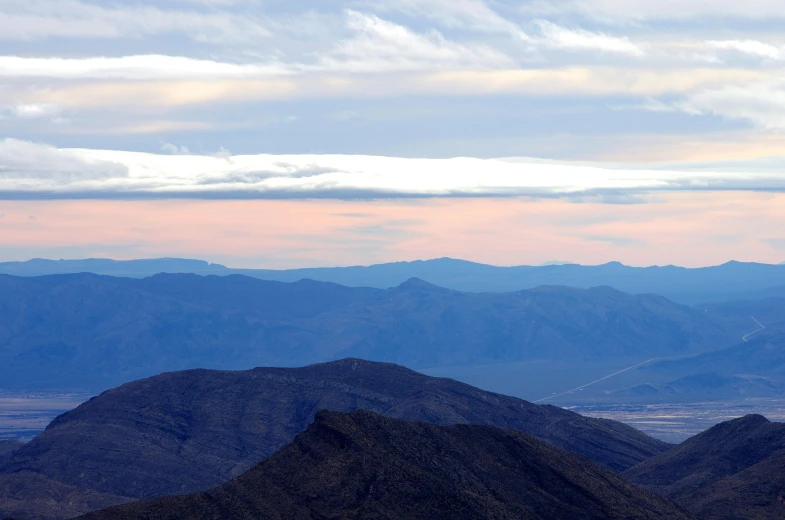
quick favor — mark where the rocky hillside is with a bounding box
[623,414,785,519]
[0,359,668,519]
[76,410,693,520]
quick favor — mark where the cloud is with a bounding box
[682,79,785,130]
[0,103,63,121]
[9,67,769,114]
[535,21,645,56]
[315,11,515,73]
[708,40,784,61]
[0,139,129,184]
[1,140,785,199]
[161,142,192,155]
[367,0,529,39]
[610,98,682,113]
[0,55,290,80]
[0,10,514,81]
[0,0,273,44]
[521,0,785,21]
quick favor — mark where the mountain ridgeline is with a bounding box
[0,272,745,391]
[3,257,785,304]
[0,359,669,519]
[75,410,693,520]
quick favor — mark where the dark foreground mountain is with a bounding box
[77,410,692,520]
[4,257,785,304]
[0,472,129,520]
[623,414,785,519]
[0,359,668,519]
[0,272,740,390]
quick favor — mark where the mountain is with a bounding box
[76,410,692,520]
[0,472,128,520]
[0,359,668,519]
[0,440,22,464]
[0,258,227,278]
[613,329,785,402]
[3,257,785,304]
[696,297,785,334]
[0,273,739,391]
[688,450,785,520]
[623,415,785,518]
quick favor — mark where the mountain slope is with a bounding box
[77,410,693,520]
[0,472,129,520]
[623,415,785,518]
[0,440,22,464]
[688,450,785,520]
[619,329,785,401]
[0,360,668,519]
[0,273,739,390]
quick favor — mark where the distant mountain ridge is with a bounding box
[0,359,668,519]
[76,410,692,520]
[3,257,785,304]
[0,272,741,390]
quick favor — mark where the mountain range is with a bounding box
[0,273,743,392]
[623,414,785,519]
[3,257,785,304]
[0,359,668,519]
[75,410,692,520]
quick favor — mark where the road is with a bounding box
[533,358,660,403]
[535,316,767,404]
[742,316,766,342]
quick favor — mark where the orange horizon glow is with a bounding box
[0,191,783,269]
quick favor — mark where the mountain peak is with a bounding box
[397,277,449,291]
[723,413,770,428]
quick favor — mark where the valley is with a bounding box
[569,398,785,443]
[0,393,88,441]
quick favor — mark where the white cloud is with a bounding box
[0,0,272,44]
[610,98,681,113]
[536,21,645,56]
[708,40,784,61]
[683,79,785,130]
[161,142,192,155]
[367,0,529,39]
[0,139,128,184]
[1,140,785,199]
[315,11,515,72]
[0,104,62,120]
[0,10,515,81]
[521,0,785,21]
[0,55,291,80]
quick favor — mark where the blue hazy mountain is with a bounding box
[0,258,227,277]
[2,257,785,304]
[0,273,743,392]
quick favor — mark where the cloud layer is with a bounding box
[1,139,784,199]
[2,1,785,185]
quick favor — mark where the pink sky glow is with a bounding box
[0,191,783,268]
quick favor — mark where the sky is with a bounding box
[1,0,785,268]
